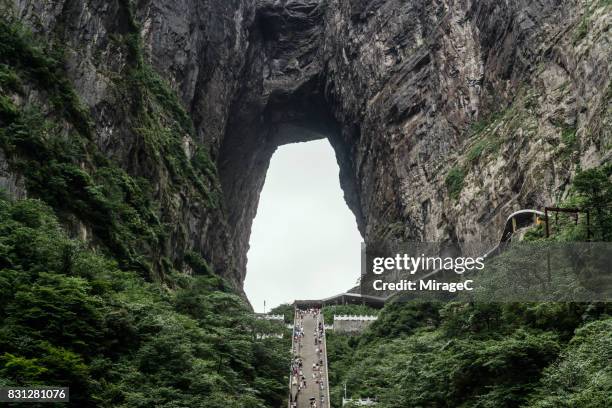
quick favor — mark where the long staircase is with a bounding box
[289,309,331,407]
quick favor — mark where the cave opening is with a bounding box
[243,139,362,312]
[218,78,365,305]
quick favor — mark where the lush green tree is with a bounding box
[528,318,612,407]
[270,303,295,323]
[570,165,612,240]
[0,197,290,407]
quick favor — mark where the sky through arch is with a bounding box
[244,139,363,312]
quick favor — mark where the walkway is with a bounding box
[289,309,330,408]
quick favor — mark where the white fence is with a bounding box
[258,314,285,321]
[333,315,378,333]
[333,315,378,321]
[342,397,377,406]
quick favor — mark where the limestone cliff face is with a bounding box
[1,0,254,286]
[220,0,611,279]
[319,0,611,247]
[1,0,610,288]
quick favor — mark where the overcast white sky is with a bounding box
[244,139,363,313]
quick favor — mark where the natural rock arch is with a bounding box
[6,0,608,291]
[218,79,365,280]
[217,1,368,280]
[210,0,605,288]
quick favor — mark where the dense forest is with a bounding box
[0,195,290,407]
[327,301,611,407]
[325,167,612,407]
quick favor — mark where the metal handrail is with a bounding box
[320,313,331,407]
[288,308,297,408]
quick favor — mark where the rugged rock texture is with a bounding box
[2,0,254,286]
[221,0,611,278]
[327,0,610,245]
[1,0,610,289]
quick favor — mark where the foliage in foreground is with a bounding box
[0,197,289,407]
[328,166,612,407]
[328,300,611,407]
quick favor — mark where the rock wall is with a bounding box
[3,0,255,286]
[320,0,610,246]
[220,0,611,281]
[2,0,610,289]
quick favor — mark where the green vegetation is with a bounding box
[555,124,579,159]
[561,126,578,147]
[535,164,612,241]
[469,111,503,136]
[0,95,164,275]
[327,299,611,407]
[327,169,612,407]
[447,107,515,198]
[529,318,612,407]
[466,139,488,163]
[1,3,610,408]
[0,197,290,407]
[574,15,590,44]
[445,167,465,200]
[270,303,295,324]
[111,1,221,210]
[0,18,92,136]
[0,12,221,275]
[573,0,612,44]
[462,89,539,169]
[462,110,507,166]
[0,11,290,408]
[568,164,612,240]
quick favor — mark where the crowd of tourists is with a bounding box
[289,308,327,408]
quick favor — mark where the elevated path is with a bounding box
[295,210,546,308]
[414,209,545,285]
